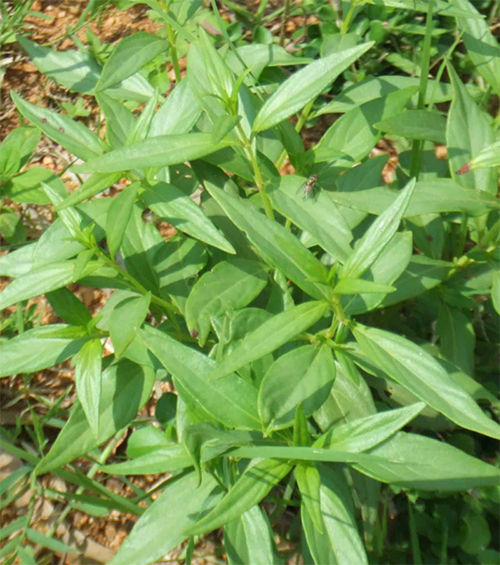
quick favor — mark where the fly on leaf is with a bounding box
[299,174,319,200]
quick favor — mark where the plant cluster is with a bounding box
[0,0,499,563]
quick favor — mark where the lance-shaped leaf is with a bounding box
[185,259,268,346]
[268,175,352,263]
[142,182,235,254]
[110,472,223,565]
[302,465,368,565]
[453,0,500,96]
[296,463,324,535]
[209,301,329,381]
[110,292,151,358]
[139,325,260,429]
[77,133,231,173]
[204,180,332,301]
[96,32,168,91]
[106,183,138,257]
[375,109,446,143]
[0,260,97,311]
[252,42,373,132]
[11,91,103,161]
[436,303,475,375]
[73,339,103,437]
[258,345,335,432]
[224,505,279,565]
[36,360,154,475]
[57,173,122,209]
[315,403,425,452]
[339,178,416,280]
[184,458,293,536]
[352,324,500,439]
[326,180,498,217]
[447,64,496,194]
[353,432,500,491]
[0,325,89,377]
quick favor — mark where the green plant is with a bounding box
[0,0,499,562]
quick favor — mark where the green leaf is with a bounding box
[153,235,207,289]
[17,36,101,94]
[352,324,500,439]
[185,258,267,346]
[149,79,201,136]
[342,232,412,315]
[302,465,368,565]
[315,403,425,452]
[447,64,496,194]
[313,87,416,165]
[268,175,353,263]
[110,292,151,358]
[224,505,279,565]
[326,180,498,217]
[353,432,500,490]
[340,178,416,280]
[0,325,89,377]
[106,184,138,257]
[140,325,260,429]
[0,126,40,178]
[296,463,324,534]
[110,471,222,565]
[491,270,500,315]
[77,133,230,173]
[35,360,154,475]
[333,278,395,295]
[380,255,452,307]
[11,91,103,161]
[209,301,329,381]
[258,345,335,432]
[35,359,153,474]
[204,180,331,300]
[453,0,500,96]
[0,260,95,311]
[57,172,122,209]
[185,458,293,536]
[436,303,475,375]
[252,42,373,132]
[46,287,92,326]
[96,93,135,148]
[375,109,446,143]
[468,140,500,171]
[96,32,167,91]
[142,181,235,254]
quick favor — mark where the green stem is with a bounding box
[94,247,181,329]
[238,124,274,219]
[409,0,435,179]
[341,3,356,34]
[166,22,181,83]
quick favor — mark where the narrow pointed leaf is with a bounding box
[204,180,331,300]
[185,458,292,536]
[340,178,416,280]
[352,324,500,439]
[258,344,335,431]
[106,184,138,257]
[110,292,151,358]
[209,301,329,381]
[253,42,374,132]
[110,472,222,565]
[142,182,235,254]
[11,91,103,161]
[140,325,260,429]
[185,259,268,345]
[353,432,500,490]
[315,403,425,452]
[96,32,167,91]
[77,133,231,173]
